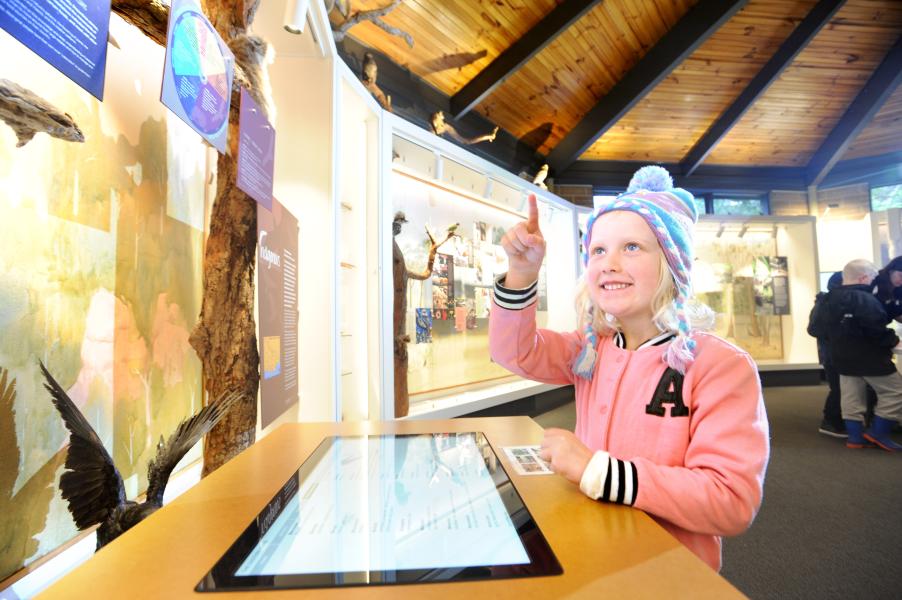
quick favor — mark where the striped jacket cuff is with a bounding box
[579,450,638,506]
[493,274,538,310]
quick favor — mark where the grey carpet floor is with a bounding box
[533,384,902,599]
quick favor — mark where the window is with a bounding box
[693,197,707,215]
[870,183,902,212]
[712,197,766,216]
[593,195,616,210]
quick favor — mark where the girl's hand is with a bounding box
[539,428,593,485]
[500,194,546,288]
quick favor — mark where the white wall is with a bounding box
[778,221,819,365]
[816,214,874,273]
[268,55,336,423]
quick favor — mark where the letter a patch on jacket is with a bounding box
[645,368,689,417]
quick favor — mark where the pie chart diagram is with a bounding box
[168,9,231,136]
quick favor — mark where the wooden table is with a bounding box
[39,418,745,599]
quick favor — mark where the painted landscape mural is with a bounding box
[0,18,207,581]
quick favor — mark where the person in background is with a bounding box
[872,255,902,321]
[808,259,902,451]
[808,271,845,437]
[489,166,769,571]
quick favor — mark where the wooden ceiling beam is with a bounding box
[680,0,847,177]
[806,35,902,187]
[449,0,601,119]
[556,160,806,193]
[545,0,749,174]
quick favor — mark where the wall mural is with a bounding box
[0,22,206,582]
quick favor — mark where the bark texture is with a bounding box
[111,0,271,475]
[0,79,84,147]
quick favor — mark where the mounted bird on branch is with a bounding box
[40,362,243,550]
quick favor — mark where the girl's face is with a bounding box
[890,271,902,287]
[586,211,663,324]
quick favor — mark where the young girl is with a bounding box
[490,166,769,571]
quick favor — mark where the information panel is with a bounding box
[197,433,561,591]
[160,0,234,153]
[257,198,299,428]
[237,87,275,210]
[0,0,111,99]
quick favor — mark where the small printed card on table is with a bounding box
[502,445,553,476]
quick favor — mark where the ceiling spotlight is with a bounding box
[284,0,311,34]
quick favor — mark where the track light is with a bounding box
[284,0,311,34]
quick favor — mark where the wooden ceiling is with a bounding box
[337,0,902,185]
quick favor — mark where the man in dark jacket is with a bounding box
[808,259,902,451]
[807,271,845,437]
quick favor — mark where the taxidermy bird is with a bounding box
[362,52,377,84]
[533,164,549,190]
[360,52,392,112]
[430,111,498,145]
[40,362,243,550]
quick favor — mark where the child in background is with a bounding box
[489,166,770,571]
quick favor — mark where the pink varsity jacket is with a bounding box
[489,280,770,571]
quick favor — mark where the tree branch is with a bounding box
[332,0,414,48]
[0,79,84,147]
[111,0,170,46]
[408,225,458,280]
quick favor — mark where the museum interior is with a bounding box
[1,0,901,598]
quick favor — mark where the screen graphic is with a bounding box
[237,434,528,575]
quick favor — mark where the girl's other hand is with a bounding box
[500,194,546,288]
[539,428,593,485]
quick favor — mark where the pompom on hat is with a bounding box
[573,165,699,378]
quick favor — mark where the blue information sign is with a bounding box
[0,0,111,100]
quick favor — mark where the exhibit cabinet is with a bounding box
[382,115,580,419]
[693,215,819,367]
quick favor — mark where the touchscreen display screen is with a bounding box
[197,432,561,591]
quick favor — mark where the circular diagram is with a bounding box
[169,10,230,135]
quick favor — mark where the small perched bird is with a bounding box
[533,164,549,189]
[40,362,243,550]
[362,52,377,84]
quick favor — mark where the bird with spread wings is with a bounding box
[40,362,242,550]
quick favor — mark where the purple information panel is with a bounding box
[258,198,299,428]
[237,88,275,210]
[0,0,111,99]
[160,0,234,153]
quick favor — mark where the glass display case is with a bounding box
[387,123,578,415]
[692,216,819,366]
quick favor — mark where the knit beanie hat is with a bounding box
[572,165,698,378]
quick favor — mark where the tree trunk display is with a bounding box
[111,0,272,475]
[392,215,457,417]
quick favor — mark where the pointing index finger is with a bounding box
[526,193,540,233]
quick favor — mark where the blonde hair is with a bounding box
[575,252,715,336]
